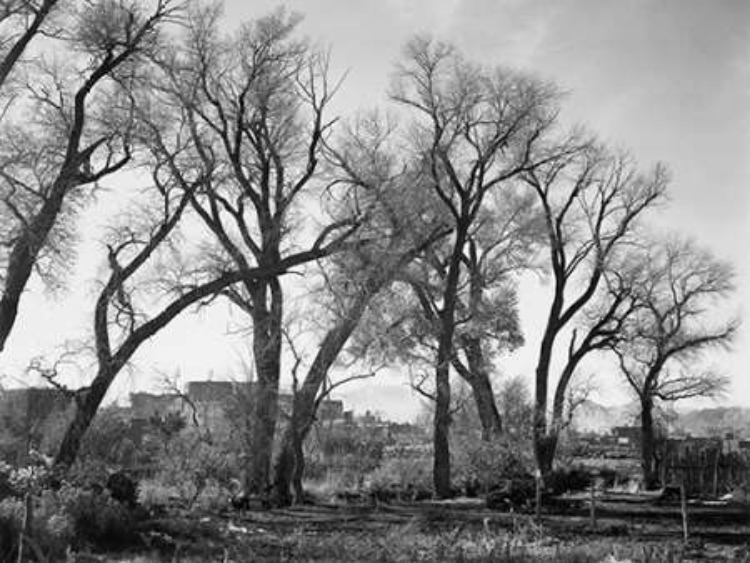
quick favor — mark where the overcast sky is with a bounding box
[2,0,749,421]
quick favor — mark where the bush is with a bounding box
[58,485,138,549]
[366,457,432,501]
[486,476,536,511]
[453,438,534,494]
[0,499,22,560]
[545,467,592,496]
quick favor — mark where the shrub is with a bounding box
[545,467,592,496]
[59,485,138,548]
[0,499,22,560]
[366,456,432,501]
[453,438,534,494]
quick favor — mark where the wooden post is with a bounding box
[680,482,689,544]
[712,448,720,498]
[17,493,32,563]
[534,469,542,521]
[589,479,597,528]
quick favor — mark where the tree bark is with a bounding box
[455,338,502,440]
[54,364,121,468]
[533,327,555,476]
[433,227,468,498]
[0,180,71,354]
[640,397,659,490]
[271,298,367,505]
[245,280,283,496]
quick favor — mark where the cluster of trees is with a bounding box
[0,1,738,505]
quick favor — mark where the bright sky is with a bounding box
[2,0,749,421]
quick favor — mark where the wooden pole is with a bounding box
[589,479,597,528]
[680,481,689,544]
[713,448,720,498]
[534,470,542,521]
[17,493,32,563]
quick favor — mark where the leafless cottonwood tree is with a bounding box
[271,113,450,505]
[446,189,542,440]
[0,0,179,356]
[159,8,360,495]
[390,37,562,497]
[610,237,737,489]
[377,188,540,442]
[52,70,351,469]
[522,146,668,480]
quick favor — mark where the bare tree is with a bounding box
[522,146,668,483]
[389,37,561,496]
[0,0,180,355]
[397,188,540,441]
[52,81,350,469]
[610,237,737,489]
[449,189,542,439]
[271,113,450,505]
[156,8,360,495]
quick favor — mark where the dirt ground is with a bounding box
[92,496,750,562]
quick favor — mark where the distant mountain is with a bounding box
[674,407,750,438]
[570,401,750,438]
[570,400,635,434]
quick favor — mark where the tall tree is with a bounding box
[449,189,541,440]
[395,188,539,441]
[611,237,737,489]
[271,113,449,505]
[390,37,561,496]
[0,0,179,355]
[162,8,357,495]
[52,90,349,468]
[523,146,668,480]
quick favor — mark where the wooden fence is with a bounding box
[661,440,750,497]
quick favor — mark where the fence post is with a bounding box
[534,469,542,521]
[17,492,32,563]
[680,481,689,544]
[589,478,597,528]
[712,448,720,497]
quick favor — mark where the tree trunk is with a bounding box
[433,338,452,498]
[533,330,555,477]
[456,338,502,440]
[0,182,70,354]
[245,280,283,496]
[640,397,659,490]
[272,259,404,505]
[539,359,582,477]
[536,432,558,476]
[54,365,119,468]
[433,226,467,498]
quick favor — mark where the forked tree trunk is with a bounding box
[271,305,368,505]
[459,338,502,440]
[271,241,429,505]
